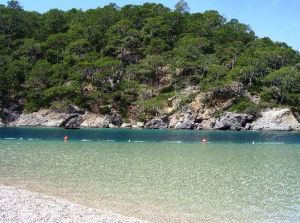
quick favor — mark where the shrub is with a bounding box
[99,106,111,115]
[229,97,261,117]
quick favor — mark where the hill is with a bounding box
[0,1,300,130]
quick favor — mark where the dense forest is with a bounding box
[1,0,300,121]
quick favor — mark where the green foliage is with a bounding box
[136,92,175,115]
[99,106,111,115]
[262,66,300,105]
[0,1,299,117]
[229,97,261,117]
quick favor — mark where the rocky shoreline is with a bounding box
[0,185,146,223]
[0,105,300,131]
[1,83,300,131]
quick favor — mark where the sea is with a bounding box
[0,127,299,222]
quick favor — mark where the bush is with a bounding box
[24,101,40,112]
[99,106,111,115]
[229,97,261,117]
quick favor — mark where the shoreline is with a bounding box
[0,125,300,132]
[0,185,146,223]
[1,107,300,131]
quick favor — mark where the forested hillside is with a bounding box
[1,0,300,122]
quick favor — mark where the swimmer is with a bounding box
[64,135,68,142]
[201,138,207,143]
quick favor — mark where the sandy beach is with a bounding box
[0,185,146,223]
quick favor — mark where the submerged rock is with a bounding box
[214,112,253,131]
[145,116,168,129]
[251,108,300,131]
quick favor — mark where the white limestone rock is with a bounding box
[251,108,300,131]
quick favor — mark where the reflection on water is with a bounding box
[0,128,300,222]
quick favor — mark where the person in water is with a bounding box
[64,135,68,142]
[201,138,207,143]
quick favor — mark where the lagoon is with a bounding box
[0,128,300,222]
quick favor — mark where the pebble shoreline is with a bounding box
[0,185,146,223]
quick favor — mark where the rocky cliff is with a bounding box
[2,105,300,131]
[1,86,300,131]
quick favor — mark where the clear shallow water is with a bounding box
[0,128,300,222]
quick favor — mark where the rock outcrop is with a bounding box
[8,109,119,129]
[0,103,22,124]
[214,112,253,131]
[251,108,300,131]
[10,110,71,127]
[144,116,168,129]
[169,107,195,130]
[80,113,109,128]
[62,115,83,129]
[1,98,300,132]
[133,122,145,129]
[121,123,132,128]
[108,113,123,126]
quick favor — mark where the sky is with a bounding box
[1,0,299,51]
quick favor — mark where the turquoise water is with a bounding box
[0,128,300,222]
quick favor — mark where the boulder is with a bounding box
[136,122,144,128]
[132,122,144,129]
[109,123,117,128]
[0,103,22,123]
[214,112,253,131]
[62,115,83,129]
[175,120,194,130]
[194,123,202,130]
[251,108,300,131]
[108,113,123,126]
[169,106,195,130]
[201,119,215,130]
[121,123,132,128]
[144,116,168,129]
[80,113,109,128]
